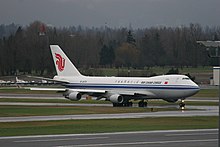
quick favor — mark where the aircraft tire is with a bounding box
[138,101,144,107]
[138,101,147,107]
[128,102,133,107]
[113,103,123,107]
[144,102,148,107]
[179,102,185,108]
[113,103,118,107]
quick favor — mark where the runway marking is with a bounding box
[58,139,218,147]
[165,132,218,136]
[14,137,108,143]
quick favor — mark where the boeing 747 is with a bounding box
[30,45,200,107]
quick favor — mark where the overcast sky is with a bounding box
[0,0,219,28]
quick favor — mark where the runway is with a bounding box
[0,94,218,146]
[0,105,218,122]
[0,93,219,102]
[0,93,219,122]
[0,129,217,147]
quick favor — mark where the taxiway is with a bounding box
[0,129,217,147]
[0,105,218,122]
[0,93,218,122]
[0,93,219,102]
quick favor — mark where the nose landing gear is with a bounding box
[179,100,185,109]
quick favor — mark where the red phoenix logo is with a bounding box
[55,53,65,71]
[164,81,168,84]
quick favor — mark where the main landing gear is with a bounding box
[113,101,133,107]
[112,100,148,107]
[138,100,148,107]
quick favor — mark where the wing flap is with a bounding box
[119,90,155,97]
[69,89,106,93]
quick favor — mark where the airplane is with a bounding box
[30,45,200,107]
[16,77,25,83]
[15,77,29,87]
[15,77,29,84]
[0,80,6,85]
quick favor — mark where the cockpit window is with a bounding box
[182,78,190,80]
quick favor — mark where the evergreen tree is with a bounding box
[126,30,136,45]
[99,44,115,66]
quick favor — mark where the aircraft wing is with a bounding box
[27,87,66,92]
[28,87,154,96]
[27,87,106,93]
[118,90,155,97]
[27,75,69,83]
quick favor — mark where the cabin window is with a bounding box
[182,78,190,80]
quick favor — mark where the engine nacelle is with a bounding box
[109,94,123,103]
[67,92,82,101]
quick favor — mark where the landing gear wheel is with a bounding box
[179,100,185,109]
[113,103,123,107]
[128,102,133,107]
[113,101,133,107]
[123,101,133,107]
[138,101,148,107]
[179,103,185,108]
[113,103,117,107]
[123,101,128,107]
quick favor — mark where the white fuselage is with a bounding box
[55,74,200,101]
[49,45,200,104]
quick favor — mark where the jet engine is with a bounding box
[109,94,123,103]
[67,92,82,101]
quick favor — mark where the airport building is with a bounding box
[212,67,220,86]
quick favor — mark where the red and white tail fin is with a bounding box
[50,45,82,77]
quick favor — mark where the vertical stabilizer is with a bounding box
[50,45,82,77]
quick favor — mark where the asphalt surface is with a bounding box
[0,93,219,146]
[0,105,218,122]
[0,93,218,122]
[0,93,219,101]
[0,129,217,147]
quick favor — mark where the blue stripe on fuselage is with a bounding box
[65,83,199,90]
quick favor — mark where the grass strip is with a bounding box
[0,116,217,136]
[0,98,218,106]
[0,105,180,117]
[193,89,218,97]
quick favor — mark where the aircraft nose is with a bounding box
[192,82,200,94]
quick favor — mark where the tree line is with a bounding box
[0,21,219,76]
